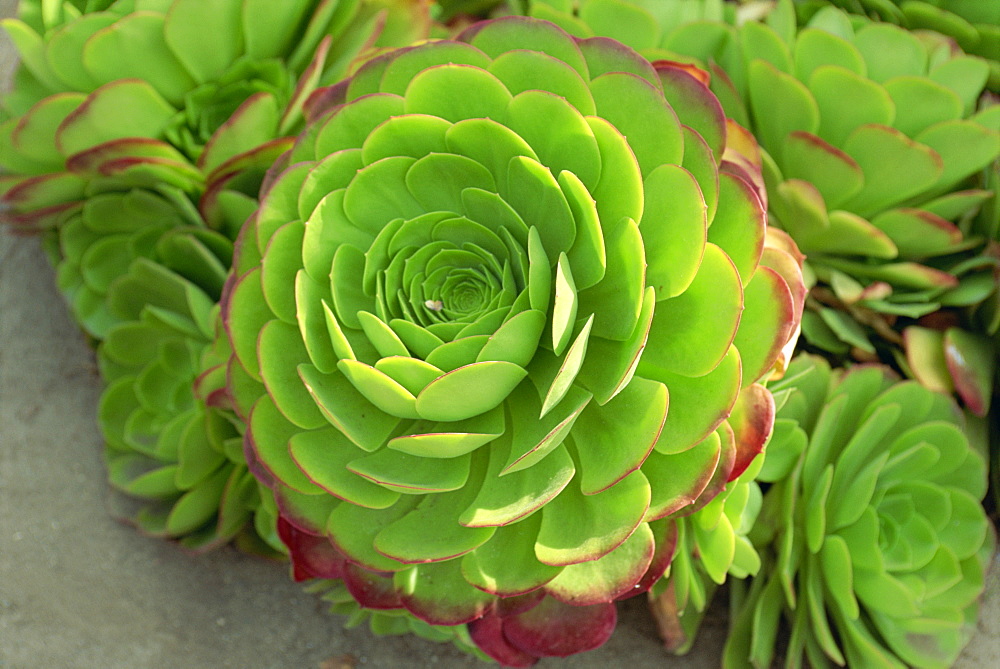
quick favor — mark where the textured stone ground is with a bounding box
[1,3,997,667]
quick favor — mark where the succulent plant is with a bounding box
[96,214,282,554]
[725,354,994,669]
[53,185,209,338]
[222,15,803,663]
[0,0,430,228]
[793,0,1000,90]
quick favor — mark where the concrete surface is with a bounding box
[0,1,997,667]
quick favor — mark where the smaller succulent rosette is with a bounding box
[725,354,995,669]
[97,220,281,554]
[0,0,430,228]
[224,15,803,663]
[54,185,211,338]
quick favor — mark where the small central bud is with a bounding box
[424,299,444,311]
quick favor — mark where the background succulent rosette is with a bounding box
[0,0,430,229]
[792,0,1000,90]
[725,354,995,669]
[222,14,803,663]
[96,237,284,554]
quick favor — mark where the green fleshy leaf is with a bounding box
[406,151,496,213]
[403,63,513,123]
[590,70,683,176]
[327,496,416,572]
[559,169,606,290]
[656,64,726,159]
[379,41,492,95]
[166,466,229,536]
[503,155,577,260]
[298,363,400,452]
[572,376,667,495]
[640,164,707,299]
[575,286,654,406]
[643,243,742,377]
[747,59,819,163]
[162,0,243,83]
[315,93,405,156]
[915,120,1000,193]
[259,220,304,324]
[415,361,527,422]
[289,428,400,509]
[943,329,995,416]
[8,93,83,168]
[361,114,451,164]
[793,27,865,83]
[708,172,765,288]
[56,79,176,156]
[585,115,643,231]
[904,327,954,395]
[840,125,943,216]
[536,469,651,566]
[338,359,419,420]
[809,65,895,147]
[578,217,645,341]
[854,23,926,84]
[503,383,591,475]
[388,408,503,459]
[295,271,338,373]
[884,76,962,137]
[395,560,494,626]
[468,13,589,80]
[650,345,741,455]
[734,267,793,386]
[348,448,471,495]
[199,91,281,173]
[461,432,575,528]
[929,55,989,116]
[477,309,545,367]
[546,521,654,605]
[461,512,562,596]
[447,118,538,195]
[375,488,496,563]
[779,133,864,207]
[505,88,600,190]
[550,253,579,356]
[248,396,323,495]
[871,208,963,259]
[489,47,595,116]
[680,126,720,234]
[539,315,594,418]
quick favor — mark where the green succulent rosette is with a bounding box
[223,15,802,663]
[0,0,430,228]
[724,354,995,669]
[793,0,1000,90]
[96,220,281,554]
[53,185,221,338]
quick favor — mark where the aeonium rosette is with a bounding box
[223,16,803,664]
[725,354,995,669]
[0,0,430,229]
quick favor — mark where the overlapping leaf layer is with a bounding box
[726,354,994,669]
[0,0,429,228]
[93,192,281,553]
[223,15,802,663]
